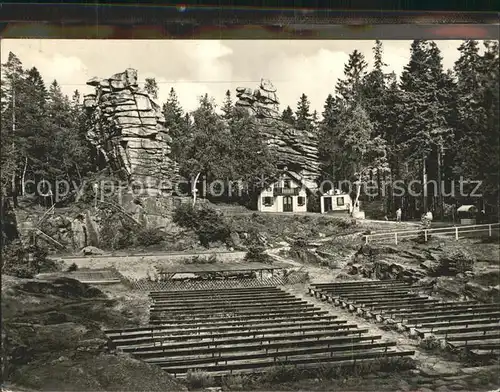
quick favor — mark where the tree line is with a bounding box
[1,39,498,219]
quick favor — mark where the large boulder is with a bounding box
[84,69,177,192]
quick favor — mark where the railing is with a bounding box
[364,223,500,245]
[273,187,300,196]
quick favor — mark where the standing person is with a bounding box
[396,207,402,223]
[425,210,433,228]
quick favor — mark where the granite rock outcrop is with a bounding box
[235,79,320,186]
[84,69,176,193]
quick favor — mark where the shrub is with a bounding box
[292,235,309,249]
[244,245,272,263]
[67,263,78,272]
[439,248,476,275]
[134,227,165,247]
[419,335,442,351]
[1,241,56,278]
[185,369,214,389]
[334,217,357,229]
[173,204,231,247]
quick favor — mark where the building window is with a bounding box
[297,196,305,206]
[266,186,272,192]
[337,197,345,206]
[263,197,274,206]
[283,179,291,189]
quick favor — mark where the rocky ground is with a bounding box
[2,217,499,392]
[1,275,186,392]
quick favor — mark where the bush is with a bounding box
[134,227,165,247]
[292,235,309,249]
[244,245,272,263]
[419,335,442,351]
[67,263,78,272]
[173,204,231,247]
[1,240,57,278]
[185,369,214,389]
[334,217,357,229]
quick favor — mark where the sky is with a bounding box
[1,39,471,116]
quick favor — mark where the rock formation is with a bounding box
[84,69,176,193]
[235,79,320,186]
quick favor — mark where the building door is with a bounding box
[324,197,332,212]
[283,196,293,212]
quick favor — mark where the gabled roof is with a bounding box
[284,170,318,192]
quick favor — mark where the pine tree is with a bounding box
[399,40,455,215]
[336,49,368,104]
[318,94,343,183]
[1,52,25,198]
[221,89,233,119]
[281,106,295,125]
[362,40,388,138]
[453,40,499,210]
[295,93,313,131]
[163,87,186,161]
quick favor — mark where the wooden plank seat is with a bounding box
[416,322,500,337]
[350,297,434,307]
[150,293,297,305]
[150,296,307,308]
[150,300,313,313]
[361,300,441,312]
[148,310,331,325]
[160,349,416,376]
[123,328,373,353]
[142,342,396,367]
[111,323,360,346]
[332,291,418,300]
[391,305,500,320]
[105,316,343,337]
[312,280,410,288]
[414,318,500,331]
[445,331,500,342]
[311,284,411,294]
[125,333,379,358]
[149,287,281,298]
[114,325,365,349]
[149,307,323,321]
[405,311,500,326]
[385,302,486,317]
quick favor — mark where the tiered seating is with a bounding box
[309,280,500,361]
[105,286,414,377]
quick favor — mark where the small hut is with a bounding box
[457,205,478,225]
[320,189,353,215]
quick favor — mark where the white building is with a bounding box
[257,171,315,213]
[320,189,353,214]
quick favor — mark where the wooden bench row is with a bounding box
[143,342,395,368]
[149,308,329,323]
[160,349,415,377]
[110,323,359,346]
[113,328,372,353]
[105,315,342,336]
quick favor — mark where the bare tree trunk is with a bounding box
[192,172,201,208]
[11,86,17,203]
[437,145,444,220]
[422,153,428,213]
[21,157,28,196]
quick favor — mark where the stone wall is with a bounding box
[84,69,176,194]
[235,79,320,185]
